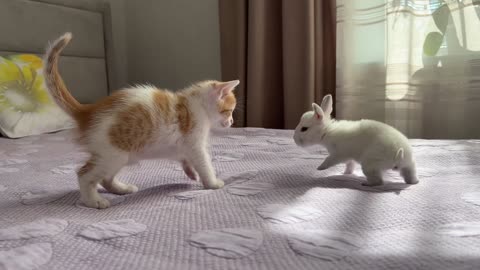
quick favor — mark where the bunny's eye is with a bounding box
[301,127,308,132]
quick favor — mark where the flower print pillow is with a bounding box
[0,54,74,138]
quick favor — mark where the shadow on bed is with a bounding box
[0,183,194,210]
[263,173,418,242]
[118,183,193,205]
[272,173,410,195]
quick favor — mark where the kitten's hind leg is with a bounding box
[361,166,384,186]
[400,163,419,185]
[100,154,138,195]
[344,160,355,175]
[181,159,199,181]
[102,177,139,195]
[79,153,130,209]
[77,158,110,209]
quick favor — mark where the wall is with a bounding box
[105,0,129,90]
[125,0,222,90]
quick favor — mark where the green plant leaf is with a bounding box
[423,32,444,56]
[432,4,450,34]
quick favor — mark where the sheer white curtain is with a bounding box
[336,0,480,139]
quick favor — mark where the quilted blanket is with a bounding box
[0,128,479,270]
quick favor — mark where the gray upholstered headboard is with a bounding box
[0,0,114,103]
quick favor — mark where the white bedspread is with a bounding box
[0,128,479,270]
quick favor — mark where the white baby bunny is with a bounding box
[293,95,419,186]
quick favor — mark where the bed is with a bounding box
[1,127,480,270]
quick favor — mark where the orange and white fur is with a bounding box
[293,95,419,186]
[44,33,238,208]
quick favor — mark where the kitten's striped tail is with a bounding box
[44,32,84,117]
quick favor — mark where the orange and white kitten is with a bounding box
[44,33,238,209]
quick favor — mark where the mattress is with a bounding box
[0,128,479,270]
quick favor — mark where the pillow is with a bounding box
[0,54,74,138]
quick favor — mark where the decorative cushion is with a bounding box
[0,54,74,138]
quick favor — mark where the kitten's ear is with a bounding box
[312,103,324,120]
[213,80,240,99]
[320,94,333,116]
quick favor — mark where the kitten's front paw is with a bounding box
[122,184,139,194]
[82,196,111,209]
[205,179,225,189]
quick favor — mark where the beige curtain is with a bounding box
[219,0,336,129]
[337,0,480,139]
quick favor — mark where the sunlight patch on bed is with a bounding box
[462,192,480,207]
[437,222,480,237]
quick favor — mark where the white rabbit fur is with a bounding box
[293,95,419,186]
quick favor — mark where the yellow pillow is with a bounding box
[0,54,74,138]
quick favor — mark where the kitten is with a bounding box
[293,95,419,186]
[44,33,239,208]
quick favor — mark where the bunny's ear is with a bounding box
[320,94,333,116]
[312,103,324,120]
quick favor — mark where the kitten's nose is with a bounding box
[230,118,234,125]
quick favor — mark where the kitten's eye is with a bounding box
[301,127,308,132]
[221,110,233,114]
